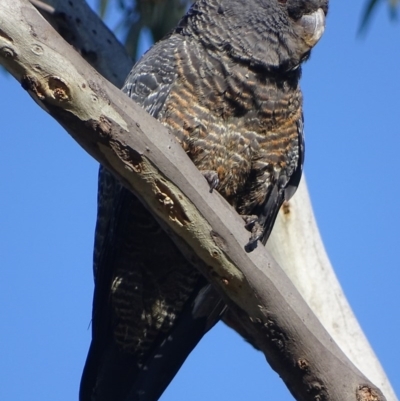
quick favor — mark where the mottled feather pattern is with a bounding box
[104,185,201,354]
[165,40,303,214]
[92,166,119,277]
[81,1,328,400]
[123,38,179,117]
[113,12,305,357]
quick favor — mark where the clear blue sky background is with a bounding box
[1,1,399,400]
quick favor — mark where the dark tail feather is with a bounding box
[80,283,225,401]
[126,284,225,401]
[257,184,285,246]
[80,342,142,401]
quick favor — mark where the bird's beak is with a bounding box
[298,8,326,48]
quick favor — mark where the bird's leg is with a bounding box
[242,215,263,252]
[201,170,219,193]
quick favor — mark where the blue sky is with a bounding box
[0,1,399,400]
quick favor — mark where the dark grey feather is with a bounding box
[81,1,328,400]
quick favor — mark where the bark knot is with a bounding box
[154,179,190,227]
[87,115,112,139]
[357,385,382,401]
[48,76,70,102]
[210,230,227,251]
[0,46,16,59]
[297,358,309,371]
[21,75,45,100]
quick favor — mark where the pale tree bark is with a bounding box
[267,181,398,401]
[0,0,394,400]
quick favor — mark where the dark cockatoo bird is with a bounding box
[80,0,328,400]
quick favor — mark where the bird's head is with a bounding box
[180,0,328,73]
[284,0,328,49]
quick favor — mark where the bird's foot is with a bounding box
[202,170,219,193]
[242,215,263,253]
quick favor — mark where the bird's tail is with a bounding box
[80,280,225,401]
[126,283,225,401]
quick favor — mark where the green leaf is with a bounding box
[389,0,399,19]
[359,0,380,34]
[359,0,399,34]
[97,0,110,18]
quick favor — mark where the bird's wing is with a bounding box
[80,36,225,401]
[258,113,305,246]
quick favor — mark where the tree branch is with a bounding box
[29,0,131,86]
[267,179,398,401]
[0,1,390,400]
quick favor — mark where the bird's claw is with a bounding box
[202,170,219,193]
[242,215,263,253]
